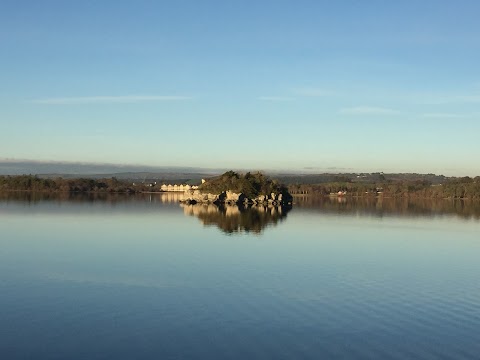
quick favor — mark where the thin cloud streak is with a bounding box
[406,92,480,105]
[455,95,480,103]
[339,106,399,115]
[31,95,192,104]
[422,113,467,119]
[293,88,335,97]
[258,96,294,101]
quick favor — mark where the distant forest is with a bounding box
[1,173,480,199]
[287,176,480,200]
[0,175,140,193]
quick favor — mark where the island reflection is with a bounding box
[181,203,291,234]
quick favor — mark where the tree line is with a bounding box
[288,176,480,199]
[0,175,143,193]
[2,173,480,200]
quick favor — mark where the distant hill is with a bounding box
[0,160,223,184]
[274,172,449,185]
[0,160,459,185]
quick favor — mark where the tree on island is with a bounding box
[199,171,291,200]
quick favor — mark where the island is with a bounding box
[179,171,293,206]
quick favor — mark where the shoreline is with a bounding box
[1,189,479,201]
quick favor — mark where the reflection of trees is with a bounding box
[181,203,291,234]
[0,191,188,205]
[4,191,479,223]
[0,191,161,206]
[294,195,480,220]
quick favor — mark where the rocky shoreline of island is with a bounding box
[179,189,292,206]
[178,171,293,206]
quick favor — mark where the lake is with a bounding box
[1,193,480,359]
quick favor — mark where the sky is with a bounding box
[1,0,480,176]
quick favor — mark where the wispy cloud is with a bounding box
[31,95,192,104]
[408,92,480,105]
[293,87,335,97]
[422,113,468,119]
[339,106,399,115]
[455,95,480,103]
[258,96,294,101]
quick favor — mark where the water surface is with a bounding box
[1,193,480,359]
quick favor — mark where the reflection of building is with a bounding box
[160,184,199,192]
[160,192,186,203]
[182,203,219,216]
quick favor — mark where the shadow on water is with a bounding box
[294,195,480,220]
[181,203,292,234]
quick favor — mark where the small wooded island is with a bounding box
[180,171,293,206]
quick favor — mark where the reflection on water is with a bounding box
[1,191,480,221]
[294,195,480,220]
[0,191,185,207]
[0,190,144,204]
[158,191,186,203]
[181,203,291,234]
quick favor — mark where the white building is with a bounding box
[161,183,199,192]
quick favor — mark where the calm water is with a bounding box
[1,193,480,359]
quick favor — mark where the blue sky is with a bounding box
[1,0,480,175]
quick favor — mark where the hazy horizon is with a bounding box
[0,158,475,177]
